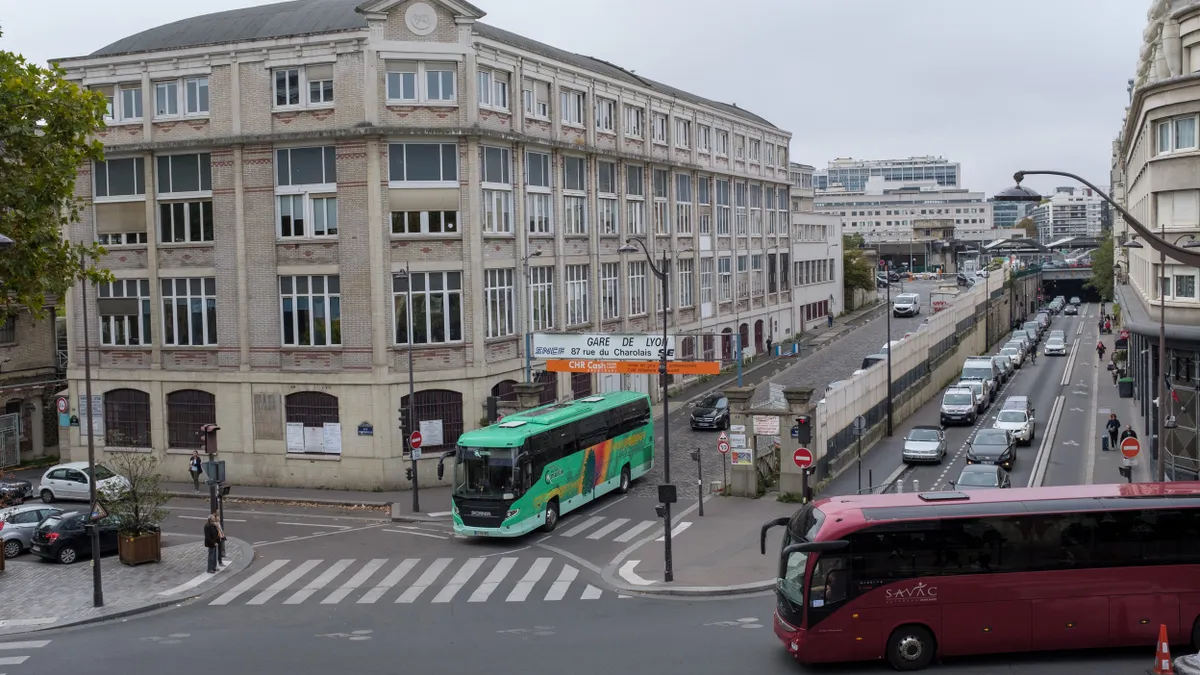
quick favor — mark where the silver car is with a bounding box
[1044,337,1068,356]
[999,346,1024,368]
[1,503,63,558]
[902,425,947,464]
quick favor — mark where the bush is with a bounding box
[103,453,169,537]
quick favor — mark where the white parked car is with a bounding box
[994,405,1036,446]
[999,346,1024,368]
[38,462,128,504]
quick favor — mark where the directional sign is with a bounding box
[852,415,867,436]
[409,431,423,450]
[1120,436,1141,460]
[793,447,814,469]
[717,441,730,455]
[534,333,677,361]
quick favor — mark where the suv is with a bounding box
[892,293,921,317]
[940,387,978,425]
[690,395,730,430]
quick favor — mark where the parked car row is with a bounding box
[1,461,127,563]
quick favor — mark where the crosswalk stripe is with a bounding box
[285,559,356,604]
[560,516,604,537]
[582,584,603,600]
[468,557,516,602]
[396,558,452,603]
[431,558,484,603]
[358,559,417,604]
[247,560,323,605]
[506,557,552,602]
[210,559,290,605]
[0,656,30,666]
[613,519,656,542]
[655,520,692,541]
[586,518,629,540]
[322,558,387,605]
[544,564,577,601]
[0,641,50,650]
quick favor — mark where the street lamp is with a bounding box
[74,254,103,607]
[523,249,543,383]
[879,258,895,437]
[396,263,419,512]
[618,237,692,583]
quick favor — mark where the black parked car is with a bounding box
[0,477,33,504]
[30,511,121,564]
[690,395,730,430]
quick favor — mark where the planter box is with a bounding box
[118,530,162,566]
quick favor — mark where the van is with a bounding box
[861,354,887,370]
[893,293,921,317]
[961,357,1000,403]
[940,387,978,426]
[994,396,1036,445]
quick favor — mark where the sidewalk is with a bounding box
[600,494,798,596]
[0,536,253,636]
[163,481,456,523]
[1092,358,1153,484]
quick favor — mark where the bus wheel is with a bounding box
[886,624,935,671]
[617,466,631,494]
[1191,616,1200,653]
[541,500,559,532]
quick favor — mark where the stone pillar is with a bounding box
[780,387,814,495]
[723,386,757,497]
[512,382,545,411]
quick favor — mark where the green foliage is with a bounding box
[102,452,169,536]
[1015,217,1038,238]
[0,31,112,319]
[1086,235,1115,302]
[842,232,866,249]
[842,242,875,296]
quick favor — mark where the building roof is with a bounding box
[86,0,777,128]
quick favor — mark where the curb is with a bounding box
[165,490,391,509]
[390,502,453,523]
[2,537,255,637]
[606,578,776,597]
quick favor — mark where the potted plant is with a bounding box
[104,452,169,566]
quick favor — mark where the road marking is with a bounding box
[655,521,692,541]
[247,560,323,605]
[559,516,604,538]
[479,545,529,558]
[582,584,603,600]
[396,558,452,603]
[177,515,246,522]
[254,522,390,548]
[357,559,417,604]
[277,522,351,529]
[381,528,447,540]
[469,557,516,602]
[158,568,233,597]
[612,520,656,543]
[321,558,387,604]
[210,559,290,605]
[431,558,484,603]
[1086,334,1101,485]
[427,511,453,517]
[544,564,578,601]
[586,518,630,540]
[0,619,56,628]
[586,495,627,514]
[618,560,656,586]
[0,657,30,666]
[1060,338,1080,386]
[0,642,50,650]
[506,558,553,602]
[1028,395,1065,488]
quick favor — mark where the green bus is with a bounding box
[437,391,654,537]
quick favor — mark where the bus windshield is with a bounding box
[454,447,518,499]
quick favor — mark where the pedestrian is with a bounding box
[1106,413,1120,450]
[213,512,228,566]
[827,311,834,328]
[1111,360,1120,386]
[1096,340,1106,363]
[1120,425,1138,442]
[204,514,221,573]
[188,451,203,492]
[766,335,773,356]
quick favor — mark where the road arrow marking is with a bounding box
[1070,407,1085,412]
[618,560,657,586]
[1063,440,1080,447]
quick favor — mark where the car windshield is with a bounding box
[997,410,1027,423]
[85,465,116,481]
[974,430,1008,445]
[944,393,973,406]
[698,396,725,409]
[957,470,999,487]
[907,429,940,442]
[958,382,981,393]
[963,366,992,380]
[454,447,517,499]
[1000,349,1019,356]
[1047,339,1065,347]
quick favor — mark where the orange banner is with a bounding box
[546,359,721,375]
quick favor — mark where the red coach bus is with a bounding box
[759,483,1200,670]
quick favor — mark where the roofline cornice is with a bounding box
[53,29,369,69]
[1120,71,1200,166]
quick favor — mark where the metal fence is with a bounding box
[0,412,18,468]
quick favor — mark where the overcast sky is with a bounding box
[2,0,1145,197]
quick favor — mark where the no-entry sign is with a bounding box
[793,447,814,469]
[1120,436,1140,460]
[409,431,423,450]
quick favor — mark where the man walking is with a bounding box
[204,514,221,573]
[188,451,203,492]
[1106,413,1120,451]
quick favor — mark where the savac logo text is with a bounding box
[885,582,939,603]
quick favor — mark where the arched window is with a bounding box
[285,392,341,455]
[490,380,519,402]
[681,337,695,359]
[166,389,216,450]
[104,388,151,448]
[399,389,463,455]
[536,371,557,405]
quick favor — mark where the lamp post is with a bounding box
[882,258,894,437]
[618,237,692,583]
[523,250,544,383]
[76,252,103,607]
[397,263,419,512]
[996,170,1200,482]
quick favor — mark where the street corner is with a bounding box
[389,501,455,525]
[0,536,254,637]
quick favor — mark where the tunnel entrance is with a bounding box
[1041,277,1103,304]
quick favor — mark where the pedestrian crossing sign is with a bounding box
[89,501,108,521]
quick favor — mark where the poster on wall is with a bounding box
[731,447,753,466]
[286,423,305,453]
[322,423,342,455]
[77,395,104,438]
[418,420,444,447]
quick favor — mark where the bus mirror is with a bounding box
[760,516,790,555]
[437,463,445,480]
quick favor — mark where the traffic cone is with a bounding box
[1151,623,1174,675]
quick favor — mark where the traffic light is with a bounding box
[405,466,414,482]
[398,407,410,436]
[795,415,813,445]
[486,396,499,424]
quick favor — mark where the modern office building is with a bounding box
[990,198,1037,231]
[813,156,960,193]
[55,0,803,489]
[1111,0,1200,480]
[813,177,992,244]
[1028,187,1105,245]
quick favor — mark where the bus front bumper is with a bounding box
[453,513,542,538]
[773,611,808,660]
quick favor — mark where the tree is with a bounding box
[103,452,169,537]
[842,245,875,297]
[1015,217,1038,239]
[1086,234,1115,302]
[843,232,866,249]
[0,30,111,319]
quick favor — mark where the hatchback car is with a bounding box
[690,395,730,430]
[991,355,1013,382]
[951,464,1012,490]
[1044,337,1068,356]
[39,461,127,503]
[999,346,1024,368]
[1,504,63,558]
[1048,330,1066,341]
[30,511,121,564]
[994,406,1035,446]
[902,426,947,464]
[966,428,1016,470]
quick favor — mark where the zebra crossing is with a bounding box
[0,638,50,671]
[553,515,692,543]
[206,556,614,607]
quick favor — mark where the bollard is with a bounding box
[897,479,904,493]
[912,479,919,493]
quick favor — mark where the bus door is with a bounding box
[804,554,857,662]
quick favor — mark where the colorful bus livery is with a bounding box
[444,391,653,537]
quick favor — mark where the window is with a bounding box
[624,105,644,137]
[481,146,512,233]
[627,165,646,235]
[698,177,711,234]
[120,85,142,121]
[277,193,337,238]
[778,144,787,167]
[1177,117,1197,150]
[716,179,731,235]
[715,129,729,156]
[596,160,616,195]
[155,81,178,117]
[157,153,212,195]
[652,113,668,143]
[529,266,555,331]
[273,68,301,107]
[276,146,337,187]
[387,63,417,102]
[527,193,552,235]
[735,181,748,235]
[697,125,711,152]
[678,258,694,307]
[749,139,761,162]
[751,254,764,295]
[425,62,456,101]
[399,389,463,455]
[765,143,775,167]
[477,68,510,110]
[166,390,216,449]
[103,389,151,448]
[700,257,714,305]
[385,61,456,104]
[280,275,341,346]
[598,197,619,235]
[523,79,550,118]
[285,391,341,454]
[98,279,152,346]
[94,157,146,198]
[595,98,615,132]
[483,269,514,338]
[388,143,458,184]
[156,154,215,242]
[563,156,587,235]
[675,174,693,234]
[765,185,776,234]
[736,254,749,298]
[735,135,745,160]
[601,262,620,319]
[674,118,691,148]
[391,209,457,235]
[393,271,463,344]
[98,232,148,246]
[653,169,669,235]
[185,77,210,115]
[1175,273,1197,299]
[718,256,732,301]
[628,261,647,315]
[161,277,216,346]
[563,156,586,191]
[561,89,585,126]
[565,264,590,326]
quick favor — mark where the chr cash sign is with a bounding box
[533,333,677,361]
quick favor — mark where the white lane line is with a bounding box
[284,559,356,604]
[468,557,516,602]
[277,522,351,529]
[357,559,417,604]
[159,568,232,597]
[1085,327,1102,485]
[0,642,50,650]
[247,560,323,605]
[396,558,452,603]
[381,528,447,540]
[612,520,656,543]
[1029,396,1065,488]
[586,518,630,540]
[505,557,553,602]
[431,558,484,603]
[581,584,603,600]
[322,558,387,604]
[427,511,453,517]
[586,495,627,515]
[559,516,604,538]
[544,564,578,601]
[655,521,691,541]
[210,559,290,605]
[177,515,246,522]
[618,560,656,586]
